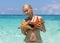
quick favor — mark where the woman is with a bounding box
[18,4,46,43]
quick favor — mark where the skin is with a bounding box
[18,4,46,35]
[22,4,33,18]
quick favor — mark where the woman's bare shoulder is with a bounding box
[38,16,42,19]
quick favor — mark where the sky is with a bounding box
[0,0,60,15]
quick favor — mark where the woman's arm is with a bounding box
[37,16,46,32]
[18,20,34,35]
[40,24,46,32]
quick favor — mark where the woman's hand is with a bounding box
[18,26,21,29]
[30,28,35,30]
[18,25,24,29]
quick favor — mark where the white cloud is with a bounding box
[0,8,20,14]
[33,8,40,10]
[7,8,18,11]
[52,0,57,3]
[7,8,14,10]
[33,4,60,14]
[1,12,5,14]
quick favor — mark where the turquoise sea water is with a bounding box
[0,15,60,43]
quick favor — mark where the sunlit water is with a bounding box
[0,15,60,43]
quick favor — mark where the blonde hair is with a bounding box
[22,4,32,11]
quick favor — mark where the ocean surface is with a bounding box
[0,15,60,43]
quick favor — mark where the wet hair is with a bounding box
[22,4,32,11]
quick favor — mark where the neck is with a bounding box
[29,13,34,19]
